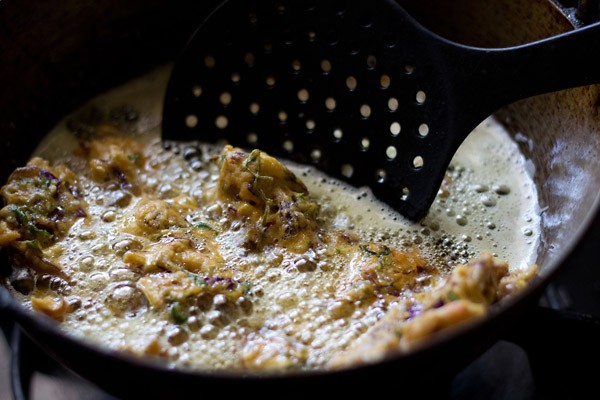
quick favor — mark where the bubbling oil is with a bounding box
[23,64,542,371]
[36,64,541,273]
[288,118,541,273]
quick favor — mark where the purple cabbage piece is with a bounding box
[39,169,59,182]
[408,303,423,319]
[113,167,133,190]
[432,299,445,309]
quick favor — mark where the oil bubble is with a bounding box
[493,184,511,195]
[480,194,497,207]
[455,215,468,226]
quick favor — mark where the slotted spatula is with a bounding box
[162,0,600,221]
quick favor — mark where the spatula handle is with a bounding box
[447,21,600,133]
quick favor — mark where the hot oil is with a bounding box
[289,119,541,272]
[37,64,541,273]
[28,63,541,371]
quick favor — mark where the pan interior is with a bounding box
[0,0,599,391]
[0,52,542,374]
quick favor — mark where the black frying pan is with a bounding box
[1,0,599,398]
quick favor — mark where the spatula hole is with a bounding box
[388,98,399,112]
[360,104,371,118]
[264,40,273,54]
[321,59,332,74]
[359,15,373,28]
[366,55,377,69]
[185,115,198,128]
[246,132,258,145]
[310,149,322,162]
[401,187,410,201]
[332,0,347,15]
[325,97,337,111]
[283,140,294,152]
[325,30,339,46]
[297,88,310,102]
[346,76,357,91]
[375,169,387,183]
[413,156,424,169]
[219,92,232,106]
[304,2,316,12]
[333,128,343,141]
[215,115,228,129]
[275,2,286,14]
[192,85,202,97]
[380,74,391,89]
[248,11,258,25]
[383,32,397,47]
[292,60,302,72]
[204,55,216,69]
[283,30,295,46]
[416,90,426,104]
[386,146,397,160]
[244,52,255,67]
[418,123,429,137]
[360,137,370,151]
[341,164,353,178]
[390,122,401,136]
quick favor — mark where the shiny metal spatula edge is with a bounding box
[162,0,600,220]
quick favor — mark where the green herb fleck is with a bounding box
[41,177,52,188]
[128,153,142,166]
[9,205,29,225]
[187,272,206,288]
[24,240,43,253]
[359,244,391,258]
[359,244,377,256]
[8,205,53,243]
[194,222,216,232]
[28,224,53,242]
[447,291,460,301]
[170,303,189,324]
[241,281,253,295]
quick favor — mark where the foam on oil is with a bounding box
[37,64,541,273]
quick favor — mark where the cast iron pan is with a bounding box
[0,0,599,398]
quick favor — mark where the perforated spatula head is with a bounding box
[162,0,600,220]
